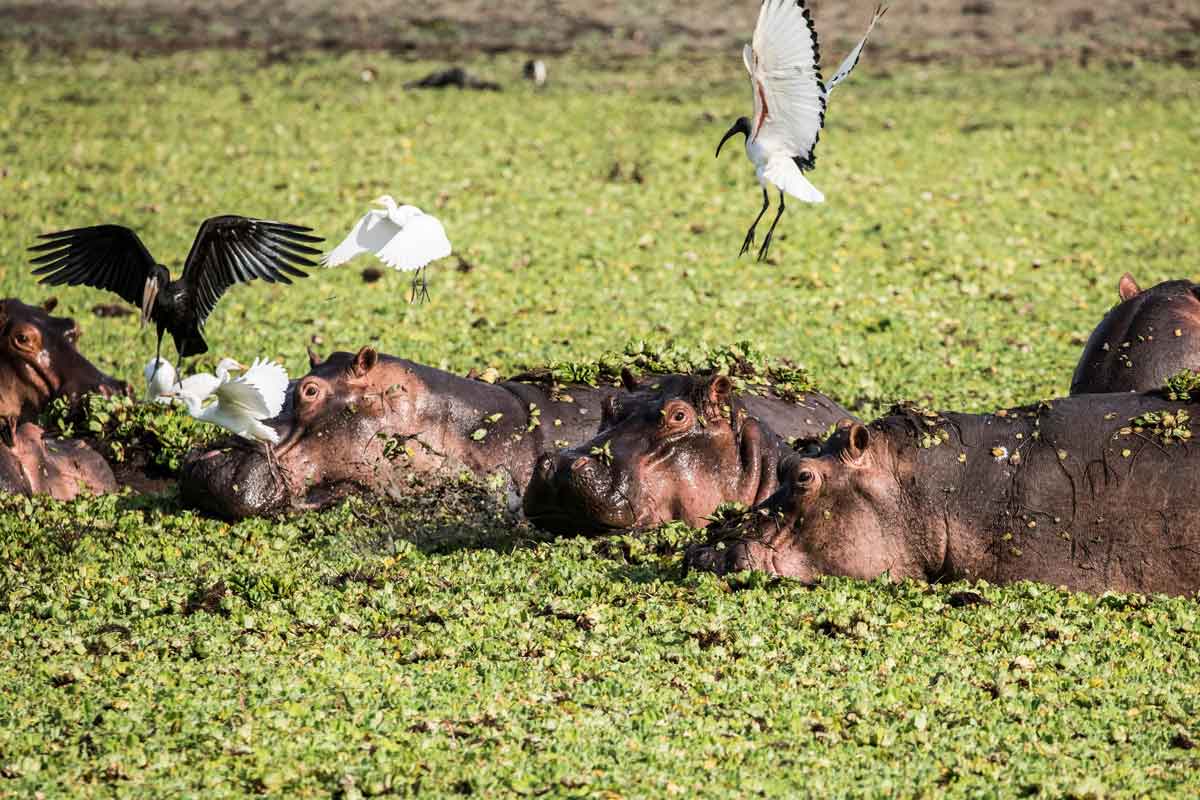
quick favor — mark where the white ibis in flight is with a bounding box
[717,0,887,261]
[321,195,453,303]
[29,216,322,379]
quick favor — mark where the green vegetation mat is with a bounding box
[0,48,1198,796]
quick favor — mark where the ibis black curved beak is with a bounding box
[716,117,752,158]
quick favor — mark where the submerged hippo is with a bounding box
[0,422,117,500]
[0,297,129,425]
[524,372,852,534]
[180,346,625,519]
[688,394,1200,596]
[1072,273,1200,395]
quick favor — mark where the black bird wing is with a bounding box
[28,225,158,309]
[178,215,322,329]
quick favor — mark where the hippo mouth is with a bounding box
[523,508,628,536]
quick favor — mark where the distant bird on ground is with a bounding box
[29,216,323,377]
[163,357,288,446]
[716,1,887,261]
[404,67,501,92]
[321,196,453,303]
[523,59,547,87]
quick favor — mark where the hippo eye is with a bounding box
[672,410,687,423]
[301,383,320,400]
[797,469,815,484]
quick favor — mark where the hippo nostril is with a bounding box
[570,456,591,473]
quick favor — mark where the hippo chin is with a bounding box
[1072,273,1200,395]
[524,372,852,535]
[180,346,625,520]
[0,422,117,500]
[687,394,1200,596]
[0,297,130,425]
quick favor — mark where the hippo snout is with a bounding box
[97,378,132,399]
[523,449,633,535]
[180,442,287,520]
[685,539,778,577]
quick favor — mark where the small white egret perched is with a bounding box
[321,195,452,303]
[163,358,288,446]
[717,0,887,261]
[144,357,178,403]
[143,356,242,403]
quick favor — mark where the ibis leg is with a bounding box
[739,188,771,257]
[757,190,786,262]
[409,267,431,305]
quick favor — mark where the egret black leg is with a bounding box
[739,188,771,257]
[409,268,431,305]
[757,190,786,262]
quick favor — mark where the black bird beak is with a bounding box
[140,276,159,327]
[716,117,751,159]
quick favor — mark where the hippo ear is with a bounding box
[41,297,59,314]
[307,346,323,368]
[1118,273,1140,301]
[842,419,871,464]
[705,374,732,411]
[737,417,781,506]
[353,346,379,377]
[620,367,640,392]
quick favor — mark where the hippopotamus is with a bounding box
[687,393,1200,596]
[0,422,117,500]
[0,297,129,426]
[1071,273,1200,395]
[523,372,852,534]
[180,346,627,519]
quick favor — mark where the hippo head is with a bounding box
[524,373,783,534]
[686,419,919,582]
[0,297,129,422]
[182,345,416,519]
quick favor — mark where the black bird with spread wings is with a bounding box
[29,216,322,365]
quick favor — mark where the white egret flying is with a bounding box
[716,0,887,261]
[321,195,452,303]
[162,357,288,447]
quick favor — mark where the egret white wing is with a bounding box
[376,213,452,272]
[180,371,222,401]
[762,157,825,203]
[746,0,826,166]
[214,366,279,420]
[235,358,289,418]
[321,209,396,267]
[826,5,887,94]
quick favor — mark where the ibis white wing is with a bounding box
[761,157,825,203]
[746,0,826,166]
[376,212,452,273]
[321,209,396,267]
[826,5,886,94]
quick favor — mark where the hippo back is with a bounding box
[1072,279,1200,395]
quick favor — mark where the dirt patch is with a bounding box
[1,0,1196,66]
